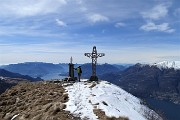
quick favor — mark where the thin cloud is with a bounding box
[141,4,169,20]
[55,19,67,27]
[157,56,180,60]
[115,22,126,28]
[0,25,67,37]
[140,22,175,33]
[0,0,67,17]
[88,14,109,23]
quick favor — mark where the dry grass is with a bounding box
[93,109,129,120]
[0,81,81,120]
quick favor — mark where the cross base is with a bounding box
[64,77,77,81]
[89,76,98,81]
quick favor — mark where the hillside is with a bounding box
[0,69,42,82]
[0,69,42,94]
[0,75,33,94]
[0,80,162,120]
[0,81,80,120]
[100,63,180,104]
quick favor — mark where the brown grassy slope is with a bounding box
[0,81,80,120]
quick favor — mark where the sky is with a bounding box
[0,0,179,65]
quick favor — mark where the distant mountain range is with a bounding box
[0,62,66,78]
[100,61,180,104]
[0,62,128,80]
[80,63,126,78]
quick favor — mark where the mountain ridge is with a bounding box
[0,80,162,120]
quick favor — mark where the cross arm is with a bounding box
[84,53,92,58]
[97,53,105,57]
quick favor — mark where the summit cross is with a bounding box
[84,46,105,81]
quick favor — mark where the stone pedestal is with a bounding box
[89,76,98,81]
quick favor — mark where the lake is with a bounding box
[42,73,67,80]
[145,98,180,120]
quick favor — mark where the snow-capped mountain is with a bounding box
[153,61,180,70]
[64,80,162,120]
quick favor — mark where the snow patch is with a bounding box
[0,76,5,80]
[64,80,160,120]
[11,114,19,120]
[153,61,180,70]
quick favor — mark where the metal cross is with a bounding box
[85,46,105,77]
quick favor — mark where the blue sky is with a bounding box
[0,0,179,65]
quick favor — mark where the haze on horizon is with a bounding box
[0,0,180,65]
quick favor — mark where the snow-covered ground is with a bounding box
[153,61,180,70]
[64,80,161,120]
